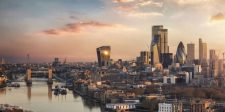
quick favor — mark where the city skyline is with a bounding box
[1,0,225,62]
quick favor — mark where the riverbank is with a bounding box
[0,82,101,112]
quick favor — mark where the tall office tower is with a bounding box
[209,49,219,77]
[187,43,195,63]
[151,44,160,66]
[96,46,111,67]
[199,38,207,63]
[140,51,150,65]
[199,38,209,76]
[175,42,186,65]
[161,53,173,68]
[150,25,169,65]
[218,59,224,76]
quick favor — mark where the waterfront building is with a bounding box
[106,103,137,111]
[96,46,111,67]
[0,74,7,88]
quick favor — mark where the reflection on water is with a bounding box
[0,88,6,96]
[0,82,101,112]
[48,85,52,101]
[27,86,31,100]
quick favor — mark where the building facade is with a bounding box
[96,46,111,67]
[199,38,207,63]
[175,42,186,65]
[140,51,150,65]
[187,43,195,63]
[209,49,219,78]
[151,25,169,66]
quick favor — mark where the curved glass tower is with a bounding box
[175,41,186,65]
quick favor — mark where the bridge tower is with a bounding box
[26,68,32,85]
[47,68,53,85]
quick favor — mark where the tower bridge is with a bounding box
[25,68,53,85]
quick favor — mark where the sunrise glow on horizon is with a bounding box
[1,0,225,63]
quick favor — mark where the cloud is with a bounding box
[211,12,225,22]
[136,0,163,7]
[113,0,163,17]
[42,21,134,36]
[113,0,134,3]
[173,0,212,5]
[129,12,163,17]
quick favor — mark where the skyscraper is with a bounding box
[151,44,160,66]
[175,42,186,65]
[187,43,195,62]
[96,46,111,67]
[199,38,207,63]
[140,51,150,65]
[199,38,209,76]
[209,49,219,77]
[150,25,169,66]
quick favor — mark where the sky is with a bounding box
[0,0,225,63]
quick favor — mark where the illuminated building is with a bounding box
[96,46,111,67]
[151,44,160,66]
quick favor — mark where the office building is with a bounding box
[150,25,169,65]
[209,49,219,78]
[161,53,173,68]
[199,38,209,76]
[199,38,207,63]
[96,46,111,67]
[140,51,150,65]
[187,43,195,63]
[175,42,186,65]
[151,44,160,66]
[182,64,202,79]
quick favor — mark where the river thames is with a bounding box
[0,82,102,112]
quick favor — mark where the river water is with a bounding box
[0,82,102,112]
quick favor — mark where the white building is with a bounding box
[163,76,177,84]
[158,101,182,112]
[106,103,136,111]
[158,103,173,112]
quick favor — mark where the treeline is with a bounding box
[172,86,225,100]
